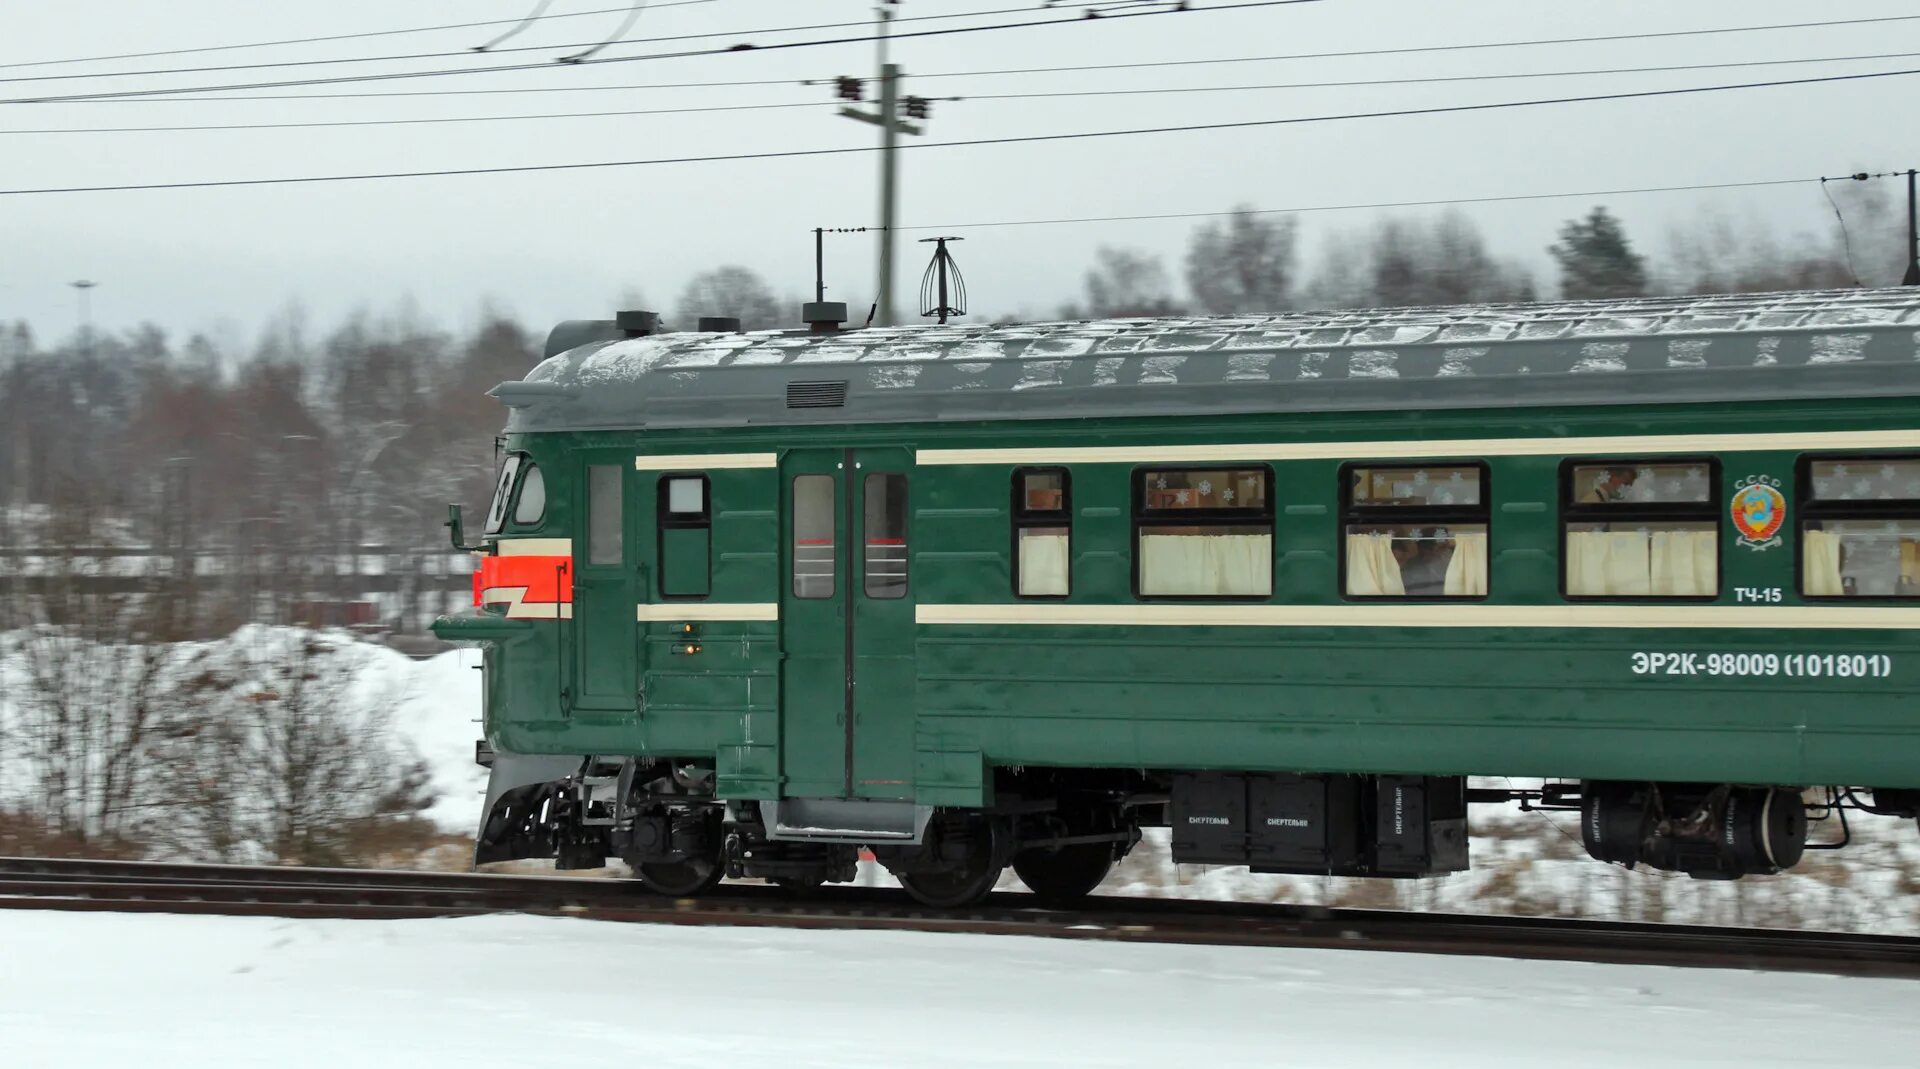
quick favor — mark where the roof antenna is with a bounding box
[864,301,878,328]
[917,236,966,325]
[472,0,555,52]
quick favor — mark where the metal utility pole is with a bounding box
[69,279,97,358]
[836,2,925,327]
[1905,168,1918,286]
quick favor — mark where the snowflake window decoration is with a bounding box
[1154,476,1167,490]
[1882,465,1898,480]
[1854,479,1874,498]
[1832,463,1850,477]
[1221,488,1236,503]
[1173,490,1190,505]
[1196,479,1214,497]
[1412,470,1429,486]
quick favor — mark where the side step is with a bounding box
[760,799,934,844]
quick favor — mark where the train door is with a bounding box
[570,453,637,715]
[779,447,917,800]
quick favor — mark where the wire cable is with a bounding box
[1821,173,1872,288]
[896,179,1822,231]
[904,13,1920,82]
[0,1,1300,89]
[33,13,1920,107]
[0,1,717,71]
[10,50,1916,136]
[2,65,1910,195]
[472,0,559,53]
[0,99,833,136]
[557,2,650,64]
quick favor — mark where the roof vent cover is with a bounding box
[786,380,848,409]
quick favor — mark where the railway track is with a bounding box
[3,855,1917,979]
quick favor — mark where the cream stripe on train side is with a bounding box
[914,602,1920,630]
[916,428,1920,468]
[633,453,778,471]
[492,538,573,556]
[637,603,780,622]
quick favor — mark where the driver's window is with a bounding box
[483,454,523,534]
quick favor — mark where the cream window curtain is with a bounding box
[1345,532,1405,596]
[1443,531,1489,596]
[1017,532,1070,596]
[1802,528,1845,596]
[1139,533,1271,596]
[1567,529,1716,596]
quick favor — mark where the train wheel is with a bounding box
[1012,843,1113,906]
[634,855,723,897]
[897,815,1007,909]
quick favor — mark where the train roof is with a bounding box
[495,287,1920,433]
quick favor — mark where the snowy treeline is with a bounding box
[1067,183,1909,318]
[0,626,480,865]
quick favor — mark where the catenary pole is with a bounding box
[1904,168,1918,286]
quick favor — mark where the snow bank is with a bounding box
[3,910,1914,1067]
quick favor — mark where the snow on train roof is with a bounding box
[497,288,1920,432]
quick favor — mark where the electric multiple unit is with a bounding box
[433,290,1920,907]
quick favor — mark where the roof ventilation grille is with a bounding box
[786,381,848,409]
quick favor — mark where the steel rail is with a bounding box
[2,856,1915,978]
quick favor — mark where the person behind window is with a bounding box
[1586,466,1638,504]
[1392,530,1450,596]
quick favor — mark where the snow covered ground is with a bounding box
[3,909,1914,1067]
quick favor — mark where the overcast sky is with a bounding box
[3,0,1915,348]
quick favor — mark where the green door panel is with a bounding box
[779,451,849,797]
[571,455,637,715]
[852,449,917,800]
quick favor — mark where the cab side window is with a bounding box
[512,463,546,525]
[483,454,523,534]
[658,474,711,598]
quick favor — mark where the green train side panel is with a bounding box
[455,395,1920,804]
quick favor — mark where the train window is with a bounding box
[586,465,623,566]
[657,475,710,599]
[863,473,909,599]
[792,475,836,599]
[512,463,546,525]
[1013,468,1070,598]
[1799,456,1920,599]
[1561,458,1718,599]
[1134,467,1273,598]
[483,454,522,534]
[1568,462,1710,505]
[1342,464,1488,598]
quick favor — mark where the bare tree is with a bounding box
[675,266,784,331]
[148,629,431,865]
[1184,207,1298,313]
[1073,246,1182,318]
[1660,207,1852,295]
[1303,213,1534,309]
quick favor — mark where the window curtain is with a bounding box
[1139,533,1272,596]
[1903,538,1920,591]
[1345,532,1405,596]
[1017,532,1070,596]
[1803,528,1845,596]
[1567,529,1716,596]
[1442,531,1489,596]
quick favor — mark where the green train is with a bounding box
[434,290,1920,906]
